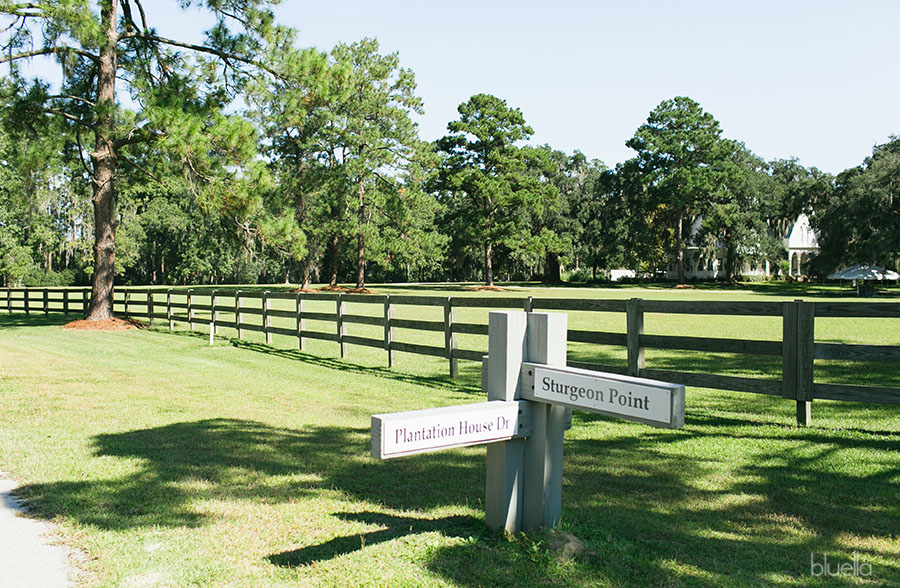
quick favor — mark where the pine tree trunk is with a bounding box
[676,213,685,284]
[328,234,340,288]
[356,178,365,290]
[86,0,119,321]
[484,241,493,286]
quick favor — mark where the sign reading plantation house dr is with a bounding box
[371,311,685,533]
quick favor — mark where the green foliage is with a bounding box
[436,94,558,285]
[812,136,900,274]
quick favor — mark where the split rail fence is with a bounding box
[3,286,899,425]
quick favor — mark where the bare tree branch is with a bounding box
[44,107,92,128]
[0,45,99,64]
[123,32,285,80]
[48,94,96,107]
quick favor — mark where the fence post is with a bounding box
[524,296,534,313]
[522,311,568,531]
[167,289,174,331]
[296,293,305,351]
[263,290,272,345]
[236,290,244,340]
[626,298,645,377]
[796,301,815,426]
[82,289,89,318]
[187,289,195,331]
[147,289,153,326]
[445,297,458,377]
[124,290,130,318]
[384,294,394,367]
[24,288,29,315]
[782,300,814,426]
[7,288,12,314]
[210,289,217,345]
[485,311,528,533]
[63,289,69,319]
[43,288,49,316]
[337,293,347,358]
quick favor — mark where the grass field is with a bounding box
[1,283,899,587]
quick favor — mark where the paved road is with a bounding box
[0,477,72,588]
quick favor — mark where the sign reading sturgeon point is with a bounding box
[522,363,685,429]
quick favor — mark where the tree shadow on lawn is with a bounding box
[15,419,486,531]
[16,417,900,586]
[0,313,74,328]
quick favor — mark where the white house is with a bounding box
[657,214,819,280]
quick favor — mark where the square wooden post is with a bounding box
[522,312,568,531]
[384,295,394,367]
[782,300,814,426]
[263,291,272,345]
[187,289,195,331]
[124,290,131,318]
[82,289,89,318]
[444,297,458,377]
[296,293,305,351]
[627,298,645,377]
[146,289,153,326]
[236,290,244,340]
[210,289,218,345]
[485,311,528,533]
[167,289,174,331]
[337,293,347,358]
[24,288,29,315]
[63,289,69,319]
[43,288,48,316]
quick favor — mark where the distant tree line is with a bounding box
[1,2,898,317]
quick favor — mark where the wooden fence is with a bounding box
[3,286,899,425]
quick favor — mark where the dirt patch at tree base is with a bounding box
[466,285,506,292]
[62,317,147,331]
[315,286,378,294]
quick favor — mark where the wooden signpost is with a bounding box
[370,310,686,533]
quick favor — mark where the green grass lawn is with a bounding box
[1,284,899,587]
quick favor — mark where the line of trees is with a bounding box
[1,2,898,319]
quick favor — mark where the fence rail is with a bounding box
[3,286,899,425]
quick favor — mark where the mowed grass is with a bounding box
[0,284,898,587]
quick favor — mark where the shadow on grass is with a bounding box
[268,512,484,568]
[14,414,900,586]
[15,419,486,531]
[0,313,75,328]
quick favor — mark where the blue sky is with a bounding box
[14,0,900,174]
[271,0,900,174]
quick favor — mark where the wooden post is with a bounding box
[236,290,244,340]
[522,312,568,531]
[524,297,534,313]
[124,290,130,318]
[43,288,48,316]
[296,293,305,351]
[187,289,195,331]
[445,297,458,377]
[627,298,645,377]
[82,289,88,318]
[167,289,174,331]
[146,289,153,326]
[485,311,528,533]
[783,300,814,425]
[796,301,815,426]
[7,288,12,314]
[337,293,347,358]
[24,288,29,315]
[384,294,394,367]
[210,289,217,345]
[63,289,69,319]
[263,291,272,345]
